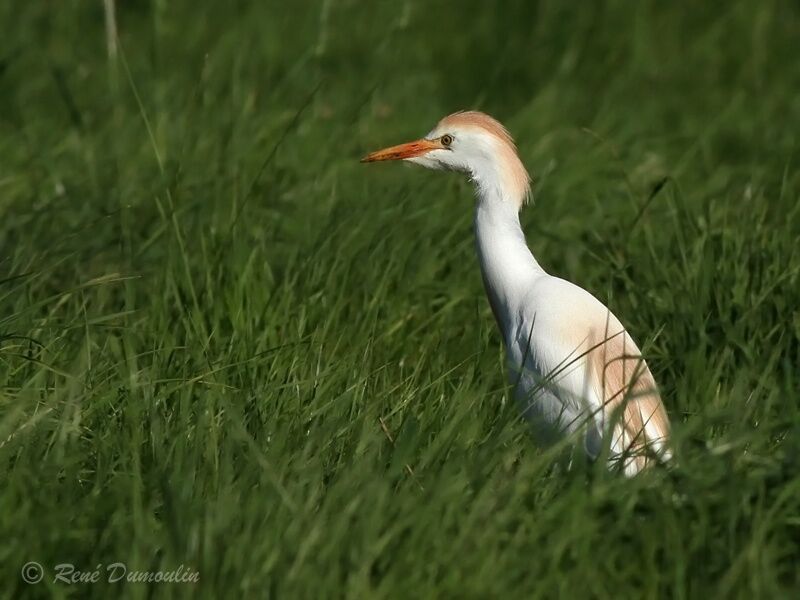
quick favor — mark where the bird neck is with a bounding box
[474,188,545,335]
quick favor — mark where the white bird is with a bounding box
[362,111,671,475]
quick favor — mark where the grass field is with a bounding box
[2,1,800,597]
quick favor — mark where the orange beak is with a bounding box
[361,138,443,162]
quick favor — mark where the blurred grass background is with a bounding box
[1,0,799,597]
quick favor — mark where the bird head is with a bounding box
[362,110,531,208]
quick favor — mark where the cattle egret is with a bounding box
[362,111,671,475]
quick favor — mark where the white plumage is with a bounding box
[363,111,671,475]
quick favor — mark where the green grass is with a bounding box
[2,1,800,597]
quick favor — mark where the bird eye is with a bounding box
[441,134,454,147]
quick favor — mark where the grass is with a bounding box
[1,0,799,597]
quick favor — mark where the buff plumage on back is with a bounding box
[438,111,532,208]
[588,329,672,474]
